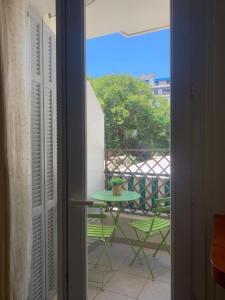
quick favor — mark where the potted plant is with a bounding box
[110,177,126,196]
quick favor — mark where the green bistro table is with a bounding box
[91,190,141,258]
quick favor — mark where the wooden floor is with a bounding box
[88,242,171,300]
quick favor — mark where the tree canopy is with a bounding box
[90,75,170,149]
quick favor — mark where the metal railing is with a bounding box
[105,149,170,213]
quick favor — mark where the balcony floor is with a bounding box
[88,242,171,300]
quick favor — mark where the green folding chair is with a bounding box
[88,201,116,290]
[128,197,171,280]
[153,196,170,216]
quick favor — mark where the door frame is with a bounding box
[171,0,211,299]
[56,0,210,299]
[171,0,191,297]
[56,0,87,299]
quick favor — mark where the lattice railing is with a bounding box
[105,149,170,213]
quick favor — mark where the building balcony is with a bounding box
[88,148,171,300]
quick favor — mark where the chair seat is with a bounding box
[129,217,170,233]
[155,206,170,214]
[88,224,115,238]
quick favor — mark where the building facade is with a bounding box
[140,74,171,100]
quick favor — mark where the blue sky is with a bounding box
[86,29,170,79]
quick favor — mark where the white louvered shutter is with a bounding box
[30,12,46,300]
[43,23,57,300]
[29,11,57,300]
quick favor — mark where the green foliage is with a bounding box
[90,75,170,149]
[109,177,126,186]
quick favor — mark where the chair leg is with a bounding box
[161,230,170,254]
[93,240,113,291]
[129,245,142,266]
[129,228,155,280]
[94,241,106,269]
[129,228,145,266]
[152,229,170,257]
[141,247,155,281]
[104,240,113,271]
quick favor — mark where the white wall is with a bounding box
[86,81,105,199]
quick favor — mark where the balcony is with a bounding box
[88,149,171,300]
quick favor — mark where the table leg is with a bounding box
[108,208,120,245]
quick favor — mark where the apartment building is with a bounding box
[140,74,171,100]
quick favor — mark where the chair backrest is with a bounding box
[154,197,171,216]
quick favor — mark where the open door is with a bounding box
[56,0,206,299]
[56,0,174,299]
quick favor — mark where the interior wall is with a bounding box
[205,1,225,299]
[182,0,225,299]
[171,0,225,299]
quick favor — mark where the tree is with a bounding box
[90,75,170,149]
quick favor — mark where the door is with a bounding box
[56,0,208,299]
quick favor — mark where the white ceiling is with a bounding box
[86,0,170,39]
[28,0,170,39]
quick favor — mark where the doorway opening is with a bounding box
[86,1,171,299]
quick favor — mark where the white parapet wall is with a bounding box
[86,81,105,200]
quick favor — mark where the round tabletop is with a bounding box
[91,190,140,203]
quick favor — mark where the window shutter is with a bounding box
[30,12,45,300]
[29,11,57,300]
[43,23,57,300]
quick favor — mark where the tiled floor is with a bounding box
[88,243,171,300]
